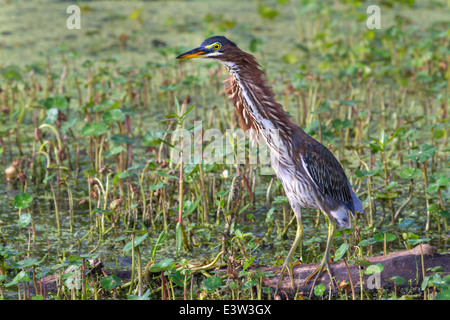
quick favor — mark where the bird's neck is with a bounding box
[222,55,298,163]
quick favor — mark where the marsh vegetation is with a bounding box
[0,0,448,300]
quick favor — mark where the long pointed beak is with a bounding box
[176,47,208,60]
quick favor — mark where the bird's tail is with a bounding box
[348,181,364,214]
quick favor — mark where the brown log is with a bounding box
[262,244,449,298]
[37,244,449,298]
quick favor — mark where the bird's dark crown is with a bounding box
[176,35,241,61]
[200,36,237,48]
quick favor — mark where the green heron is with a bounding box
[177,36,364,296]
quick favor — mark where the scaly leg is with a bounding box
[274,214,303,297]
[305,220,337,297]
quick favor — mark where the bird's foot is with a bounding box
[274,260,301,297]
[304,259,336,298]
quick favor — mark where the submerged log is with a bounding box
[262,244,449,298]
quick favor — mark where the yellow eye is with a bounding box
[213,43,221,50]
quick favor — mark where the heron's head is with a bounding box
[176,36,239,63]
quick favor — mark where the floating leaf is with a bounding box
[17,213,31,227]
[14,193,33,209]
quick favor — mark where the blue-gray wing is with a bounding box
[301,144,355,213]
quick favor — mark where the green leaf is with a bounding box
[147,258,175,273]
[104,146,125,157]
[421,275,430,290]
[118,171,135,179]
[408,144,437,163]
[282,53,298,65]
[243,256,255,271]
[242,279,259,290]
[436,176,450,188]
[14,193,33,209]
[168,270,185,287]
[155,170,178,180]
[111,134,134,145]
[128,289,151,300]
[314,283,326,296]
[12,257,39,269]
[17,213,31,227]
[407,238,431,246]
[123,233,149,252]
[258,4,278,19]
[399,168,422,180]
[100,275,122,290]
[272,196,289,204]
[149,182,168,191]
[398,218,415,229]
[5,270,31,286]
[265,207,275,223]
[202,276,223,291]
[92,99,119,112]
[390,276,406,285]
[354,258,371,267]
[1,66,22,81]
[364,263,384,275]
[374,232,396,242]
[79,253,101,260]
[184,196,202,217]
[41,96,68,110]
[334,243,349,261]
[249,37,264,52]
[81,122,109,137]
[358,238,377,246]
[103,109,126,124]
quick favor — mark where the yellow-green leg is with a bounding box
[305,220,336,297]
[274,215,303,297]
